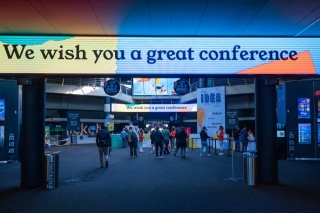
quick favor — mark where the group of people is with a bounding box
[232,125,254,152]
[96,123,254,169]
[200,125,225,156]
[144,126,190,159]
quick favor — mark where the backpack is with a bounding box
[126,130,132,142]
[98,130,110,146]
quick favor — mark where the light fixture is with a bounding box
[295,17,320,37]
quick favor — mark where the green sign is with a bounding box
[225,110,238,129]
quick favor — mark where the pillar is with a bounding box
[21,77,45,187]
[255,77,278,184]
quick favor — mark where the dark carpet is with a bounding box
[1,144,320,213]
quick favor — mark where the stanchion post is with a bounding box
[227,138,231,157]
[191,138,194,151]
[214,139,218,155]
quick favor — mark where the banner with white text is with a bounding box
[111,104,197,112]
[0,36,319,75]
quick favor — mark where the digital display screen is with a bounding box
[318,99,320,117]
[0,36,320,75]
[298,123,311,144]
[297,98,310,119]
[0,99,5,121]
[0,126,4,148]
[133,78,179,96]
[318,124,320,147]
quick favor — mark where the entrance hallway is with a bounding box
[1,144,320,213]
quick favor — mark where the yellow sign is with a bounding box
[108,122,114,131]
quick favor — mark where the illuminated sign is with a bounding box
[0,99,5,121]
[0,36,319,75]
[297,98,310,119]
[103,79,120,96]
[111,104,197,112]
[174,79,190,95]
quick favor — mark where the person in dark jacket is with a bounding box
[174,127,188,158]
[151,126,164,158]
[200,126,211,156]
[240,125,249,152]
[96,125,111,168]
[126,126,138,158]
[233,127,240,152]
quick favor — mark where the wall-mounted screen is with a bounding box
[0,126,4,148]
[0,99,5,121]
[318,98,320,118]
[298,123,311,144]
[318,124,320,147]
[297,98,310,119]
[133,78,179,96]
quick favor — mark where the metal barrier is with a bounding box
[243,151,257,186]
[44,154,59,189]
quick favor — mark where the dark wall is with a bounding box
[0,80,20,161]
[284,80,320,158]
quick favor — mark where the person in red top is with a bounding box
[170,126,176,151]
[218,126,224,155]
[138,128,144,153]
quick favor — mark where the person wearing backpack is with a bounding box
[96,125,111,168]
[162,126,170,154]
[126,126,138,158]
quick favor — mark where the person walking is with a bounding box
[240,125,249,152]
[126,126,138,158]
[170,126,176,151]
[138,128,144,153]
[218,126,225,155]
[174,127,188,158]
[96,125,112,168]
[200,126,211,156]
[152,126,164,158]
[150,129,156,153]
[162,126,170,154]
[120,128,127,148]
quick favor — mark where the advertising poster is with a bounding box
[0,99,5,121]
[298,123,311,144]
[133,78,179,96]
[0,126,4,148]
[197,87,225,137]
[297,98,310,119]
[318,124,320,147]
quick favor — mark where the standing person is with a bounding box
[162,126,170,154]
[138,128,144,153]
[120,128,127,148]
[96,125,111,168]
[150,129,156,153]
[152,126,164,158]
[126,126,138,158]
[240,125,249,152]
[200,126,211,156]
[174,127,188,158]
[233,127,240,152]
[170,126,176,151]
[218,126,224,155]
